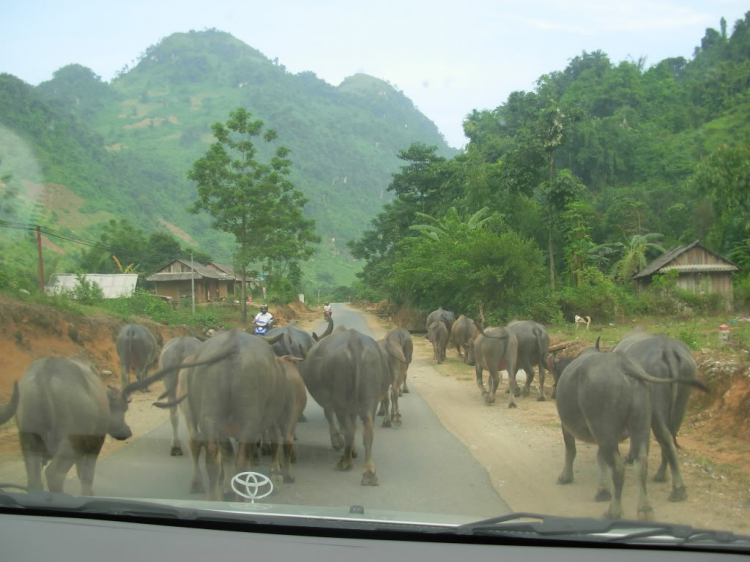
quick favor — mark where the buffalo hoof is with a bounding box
[624,454,635,465]
[270,472,283,487]
[514,389,522,397]
[638,507,655,522]
[361,470,379,486]
[393,416,402,428]
[537,396,546,402]
[522,388,530,397]
[170,445,183,456]
[653,471,668,483]
[382,418,392,428]
[336,458,353,471]
[298,413,307,423]
[331,433,345,450]
[605,507,624,520]
[190,480,205,494]
[668,486,688,502]
[403,386,409,394]
[284,474,295,484]
[557,474,573,485]
[551,391,557,399]
[507,402,517,409]
[595,488,612,502]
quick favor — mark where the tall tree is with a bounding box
[188,108,319,323]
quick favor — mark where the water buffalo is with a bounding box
[376,328,412,427]
[153,330,297,500]
[555,340,709,521]
[303,328,395,485]
[506,320,550,400]
[7,352,233,497]
[158,336,202,456]
[428,320,448,364]
[467,323,519,407]
[11,357,132,496]
[116,324,158,391]
[614,327,706,502]
[450,315,476,363]
[426,307,455,334]
[0,382,19,425]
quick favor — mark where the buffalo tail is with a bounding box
[152,394,188,409]
[0,381,19,425]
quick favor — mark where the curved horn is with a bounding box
[319,318,334,340]
[152,394,188,409]
[0,381,19,426]
[123,348,236,400]
[260,332,285,345]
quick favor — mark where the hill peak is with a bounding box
[338,73,399,95]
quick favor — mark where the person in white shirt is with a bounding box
[253,304,274,331]
[323,302,332,318]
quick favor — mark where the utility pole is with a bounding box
[190,252,196,316]
[35,226,45,292]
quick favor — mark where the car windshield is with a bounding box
[1,0,750,550]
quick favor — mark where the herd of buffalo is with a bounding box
[427,306,709,521]
[0,304,711,521]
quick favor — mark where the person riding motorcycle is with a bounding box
[253,304,275,335]
[323,302,332,320]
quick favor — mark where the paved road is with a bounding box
[92,304,510,520]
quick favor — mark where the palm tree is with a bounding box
[409,207,492,241]
[593,233,666,283]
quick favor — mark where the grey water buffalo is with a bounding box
[377,328,412,427]
[153,330,300,500]
[555,340,709,521]
[426,307,455,334]
[506,321,550,400]
[158,336,201,456]
[0,382,19,425]
[428,321,449,364]
[116,323,158,391]
[450,315,476,363]
[614,327,705,501]
[6,352,233,497]
[11,357,133,496]
[303,328,396,485]
[467,323,519,407]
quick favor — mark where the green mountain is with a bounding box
[2,29,456,286]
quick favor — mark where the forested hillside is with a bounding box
[350,14,750,322]
[1,29,455,288]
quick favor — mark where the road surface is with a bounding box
[91,304,511,520]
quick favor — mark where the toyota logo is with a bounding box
[231,472,274,502]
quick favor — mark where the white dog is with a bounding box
[575,315,591,330]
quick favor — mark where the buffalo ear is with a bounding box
[595,337,601,351]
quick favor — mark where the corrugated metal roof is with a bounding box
[661,264,738,273]
[146,272,208,282]
[47,274,138,299]
[632,241,739,279]
[206,261,237,278]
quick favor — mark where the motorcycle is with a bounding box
[324,309,333,322]
[253,320,274,336]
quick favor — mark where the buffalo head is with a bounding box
[106,385,133,440]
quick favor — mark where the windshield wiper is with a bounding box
[456,512,750,548]
[0,484,190,520]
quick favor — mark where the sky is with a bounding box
[2,0,748,148]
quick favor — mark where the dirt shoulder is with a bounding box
[354,306,750,534]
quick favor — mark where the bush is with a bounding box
[102,289,177,324]
[70,274,104,305]
[556,267,627,321]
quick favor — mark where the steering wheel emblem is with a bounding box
[231,472,274,502]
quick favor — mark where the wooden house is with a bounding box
[632,241,739,307]
[146,259,236,303]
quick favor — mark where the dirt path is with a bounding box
[353,307,750,534]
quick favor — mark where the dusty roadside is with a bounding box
[352,305,750,534]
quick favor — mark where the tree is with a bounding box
[594,233,666,283]
[409,207,492,241]
[78,220,147,274]
[188,108,319,323]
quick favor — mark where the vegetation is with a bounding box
[349,13,750,320]
[188,107,319,322]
